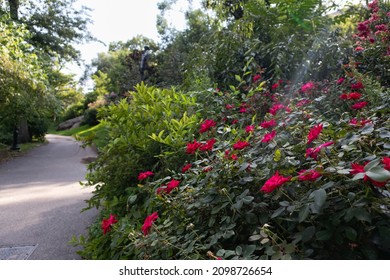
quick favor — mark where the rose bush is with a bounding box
[74,2,390,260]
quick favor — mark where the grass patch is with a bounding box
[0,140,44,164]
[74,123,108,150]
[48,124,91,136]
[49,123,108,151]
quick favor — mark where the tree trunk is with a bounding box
[8,0,19,20]
[18,119,31,143]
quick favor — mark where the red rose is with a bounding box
[157,179,180,194]
[141,212,158,236]
[260,171,291,193]
[307,124,323,144]
[260,119,276,128]
[233,140,250,150]
[301,81,315,93]
[298,170,322,181]
[200,138,216,151]
[200,119,216,133]
[181,163,192,173]
[101,214,118,235]
[137,171,154,181]
[253,74,261,83]
[186,139,202,154]
[245,125,255,133]
[351,101,368,110]
[261,130,276,143]
[351,82,364,90]
[382,157,390,171]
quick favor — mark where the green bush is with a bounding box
[75,2,389,260]
[82,108,99,126]
[75,83,200,259]
[61,103,84,122]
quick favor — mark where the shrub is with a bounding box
[82,108,99,126]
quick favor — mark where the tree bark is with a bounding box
[18,119,31,143]
[8,0,19,20]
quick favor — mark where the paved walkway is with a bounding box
[0,134,98,260]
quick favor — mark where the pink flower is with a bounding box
[355,46,364,51]
[306,142,334,159]
[253,74,261,83]
[307,124,323,144]
[350,163,366,175]
[157,179,180,194]
[305,147,318,159]
[225,104,234,110]
[297,99,311,107]
[231,154,238,161]
[315,141,334,152]
[348,92,362,99]
[383,157,390,171]
[337,77,345,84]
[351,101,368,110]
[298,170,322,181]
[181,163,192,173]
[141,212,158,235]
[200,138,216,151]
[351,82,364,90]
[101,214,118,235]
[239,104,248,113]
[186,139,202,154]
[301,82,315,93]
[137,171,154,181]
[349,118,372,127]
[203,166,213,172]
[245,125,255,133]
[261,130,276,143]
[340,92,362,100]
[233,140,250,150]
[269,103,287,115]
[260,171,291,193]
[200,119,216,133]
[260,119,277,129]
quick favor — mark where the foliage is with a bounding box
[352,0,390,86]
[79,63,389,259]
[75,1,390,260]
[0,17,53,142]
[1,0,93,63]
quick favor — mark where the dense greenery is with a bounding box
[0,0,91,145]
[74,1,390,259]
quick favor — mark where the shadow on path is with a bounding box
[0,134,98,260]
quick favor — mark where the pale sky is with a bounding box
[66,0,199,81]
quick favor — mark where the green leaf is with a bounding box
[360,124,374,135]
[243,245,256,258]
[316,230,332,241]
[299,204,310,223]
[242,196,254,204]
[235,246,243,256]
[345,227,357,241]
[235,74,242,82]
[245,212,258,224]
[379,130,390,138]
[274,149,281,162]
[363,158,380,171]
[301,226,315,242]
[271,207,285,218]
[311,189,327,212]
[249,234,262,241]
[353,208,371,223]
[352,173,365,181]
[366,167,390,182]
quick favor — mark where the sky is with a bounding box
[66,0,200,83]
[67,0,363,88]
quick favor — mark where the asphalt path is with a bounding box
[0,134,98,260]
